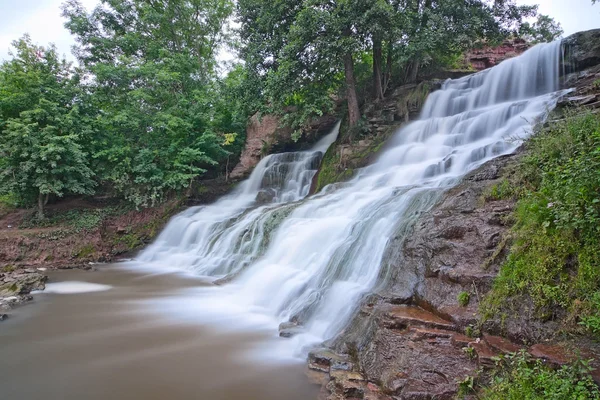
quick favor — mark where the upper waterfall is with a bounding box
[134,41,564,358]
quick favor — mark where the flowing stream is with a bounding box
[134,40,565,357]
[0,40,567,399]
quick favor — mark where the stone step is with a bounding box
[483,334,522,354]
[469,340,498,368]
[308,349,353,373]
[528,343,576,366]
[381,305,455,331]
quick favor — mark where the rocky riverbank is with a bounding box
[0,267,47,318]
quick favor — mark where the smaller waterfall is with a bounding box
[137,123,340,276]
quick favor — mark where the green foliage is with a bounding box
[458,291,471,307]
[463,346,477,360]
[74,244,96,259]
[480,351,600,400]
[579,292,600,335]
[485,179,519,201]
[0,0,562,217]
[2,265,16,273]
[0,36,95,217]
[61,0,244,208]
[0,193,18,218]
[458,375,476,397]
[519,14,564,43]
[483,112,600,336]
[238,0,542,132]
[465,324,481,338]
[20,207,122,233]
[0,193,19,208]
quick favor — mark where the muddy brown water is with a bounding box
[0,265,319,400]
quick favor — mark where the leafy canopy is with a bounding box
[0,36,95,217]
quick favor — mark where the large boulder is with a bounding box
[562,29,600,74]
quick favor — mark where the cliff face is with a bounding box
[230,113,338,179]
[466,38,530,71]
[311,30,600,400]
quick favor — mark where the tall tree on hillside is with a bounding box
[62,0,235,207]
[238,0,543,131]
[0,36,95,218]
[519,14,564,43]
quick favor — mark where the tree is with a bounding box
[519,14,563,43]
[0,36,95,218]
[62,0,235,207]
[238,0,542,131]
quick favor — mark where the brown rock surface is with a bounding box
[467,38,530,71]
[230,113,337,179]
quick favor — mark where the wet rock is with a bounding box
[255,188,277,204]
[466,38,530,71]
[562,29,600,73]
[483,334,522,355]
[469,341,498,368]
[529,344,576,366]
[382,305,455,331]
[279,321,304,338]
[0,313,7,321]
[306,368,330,386]
[329,370,365,399]
[0,272,46,296]
[308,349,353,373]
[230,113,337,179]
[317,156,514,399]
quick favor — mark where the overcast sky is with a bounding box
[1,0,599,63]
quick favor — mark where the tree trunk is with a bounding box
[373,36,384,101]
[225,155,230,182]
[37,193,47,220]
[344,52,361,128]
[383,41,393,96]
[404,59,420,84]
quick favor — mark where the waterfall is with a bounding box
[134,41,564,357]
[138,123,340,276]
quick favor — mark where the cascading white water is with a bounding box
[138,124,340,276]
[133,41,565,357]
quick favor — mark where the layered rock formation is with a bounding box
[467,38,530,71]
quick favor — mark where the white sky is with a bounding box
[0,0,599,62]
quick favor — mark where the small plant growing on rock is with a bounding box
[463,346,477,360]
[465,324,481,338]
[457,375,476,396]
[2,265,16,273]
[458,291,471,307]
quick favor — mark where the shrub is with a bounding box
[483,112,600,336]
[458,291,471,307]
[480,351,600,400]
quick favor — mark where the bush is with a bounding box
[458,291,471,307]
[579,292,600,335]
[483,112,600,336]
[480,351,600,400]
